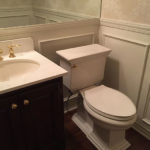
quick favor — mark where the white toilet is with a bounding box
[56,44,136,150]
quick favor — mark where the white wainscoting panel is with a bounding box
[136,45,150,139]
[102,33,148,105]
[99,18,150,139]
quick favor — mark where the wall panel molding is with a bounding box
[0,6,33,28]
[102,34,150,108]
[102,33,149,105]
[33,7,94,23]
[0,6,32,17]
[100,18,150,140]
[38,32,96,64]
[101,18,150,35]
[0,19,99,38]
[103,33,149,46]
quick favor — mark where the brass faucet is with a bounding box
[8,44,21,58]
[0,49,3,61]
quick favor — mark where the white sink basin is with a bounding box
[0,59,40,82]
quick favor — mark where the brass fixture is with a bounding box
[24,99,30,105]
[11,103,18,110]
[8,44,21,58]
[0,49,3,61]
[71,64,77,68]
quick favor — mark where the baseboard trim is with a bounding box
[133,122,150,140]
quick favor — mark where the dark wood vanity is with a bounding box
[0,77,64,150]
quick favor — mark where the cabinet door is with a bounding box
[0,96,15,150]
[20,82,60,150]
[52,80,65,150]
[0,95,26,150]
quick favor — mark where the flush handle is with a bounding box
[71,64,77,68]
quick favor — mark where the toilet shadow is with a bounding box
[103,57,120,90]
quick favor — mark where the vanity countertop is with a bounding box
[0,50,67,94]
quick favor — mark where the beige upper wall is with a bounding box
[33,0,101,18]
[101,0,150,25]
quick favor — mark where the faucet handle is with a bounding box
[0,49,3,61]
[8,44,21,58]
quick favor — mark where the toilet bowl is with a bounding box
[84,99,136,130]
[72,85,136,150]
[81,85,136,129]
[56,44,137,150]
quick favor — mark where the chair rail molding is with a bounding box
[103,33,149,46]
[100,18,150,35]
[33,7,94,23]
[0,6,32,18]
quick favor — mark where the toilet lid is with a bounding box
[83,85,136,121]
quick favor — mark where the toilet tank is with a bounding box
[56,44,111,92]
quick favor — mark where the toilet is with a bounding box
[56,44,136,150]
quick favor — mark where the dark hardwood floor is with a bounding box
[64,110,150,150]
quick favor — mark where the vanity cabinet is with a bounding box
[0,77,64,150]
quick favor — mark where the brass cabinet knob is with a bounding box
[24,99,30,105]
[11,103,18,110]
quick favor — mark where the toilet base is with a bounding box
[87,131,130,150]
[72,112,131,150]
[72,112,93,136]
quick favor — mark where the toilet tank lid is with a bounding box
[56,44,111,63]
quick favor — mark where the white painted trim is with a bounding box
[0,6,32,12]
[100,18,150,35]
[38,32,95,53]
[137,46,150,107]
[39,32,95,43]
[142,85,150,123]
[103,33,149,46]
[0,18,99,38]
[102,30,150,139]
[142,119,150,126]
[103,33,150,106]
[133,123,150,140]
[0,6,32,17]
[33,7,95,20]
[0,6,33,28]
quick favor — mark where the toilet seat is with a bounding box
[81,85,136,121]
